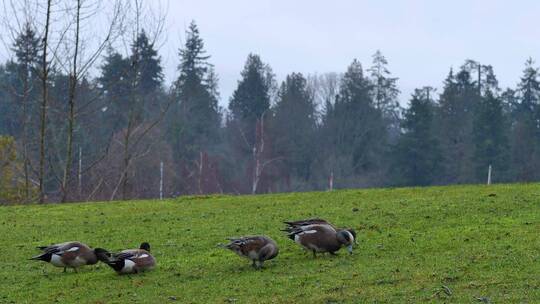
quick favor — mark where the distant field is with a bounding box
[1,184,539,303]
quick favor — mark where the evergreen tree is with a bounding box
[392,88,441,186]
[368,50,401,140]
[226,54,275,193]
[322,59,387,185]
[472,88,509,182]
[0,23,41,136]
[130,30,163,94]
[228,54,274,128]
[168,21,221,162]
[98,49,131,132]
[272,73,317,184]
[511,58,540,181]
[12,23,41,75]
[437,67,478,183]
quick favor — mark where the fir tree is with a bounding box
[511,58,540,181]
[228,54,274,128]
[323,59,387,183]
[472,88,509,182]
[437,66,478,183]
[168,21,221,162]
[368,50,401,140]
[393,88,441,186]
[272,73,317,183]
[129,30,163,94]
[98,49,131,132]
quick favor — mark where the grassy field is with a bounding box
[0,184,539,303]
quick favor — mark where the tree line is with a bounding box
[1,14,540,203]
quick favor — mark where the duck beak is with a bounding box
[346,245,353,254]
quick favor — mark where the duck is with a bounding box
[29,241,101,272]
[95,242,156,274]
[283,218,357,243]
[285,224,355,257]
[219,236,279,269]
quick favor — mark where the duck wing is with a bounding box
[286,223,336,239]
[223,236,270,256]
[284,218,331,227]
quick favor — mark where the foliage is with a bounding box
[0,136,34,204]
[323,59,388,179]
[228,54,274,126]
[3,16,540,200]
[272,73,317,185]
[168,21,221,164]
[392,88,441,186]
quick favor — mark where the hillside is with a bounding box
[1,184,539,303]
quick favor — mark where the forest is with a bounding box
[1,1,540,204]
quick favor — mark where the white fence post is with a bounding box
[487,164,492,185]
[160,161,163,200]
[78,146,82,196]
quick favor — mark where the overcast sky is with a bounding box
[4,0,540,107]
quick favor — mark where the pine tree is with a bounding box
[168,21,221,163]
[228,54,274,129]
[226,54,275,193]
[472,88,509,182]
[0,23,42,136]
[322,59,387,186]
[130,30,163,94]
[98,49,131,132]
[392,88,441,186]
[272,73,317,184]
[437,66,478,183]
[12,23,41,81]
[511,58,540,181]
[368,50,401,140]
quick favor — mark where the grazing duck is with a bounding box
[283,218,357,243]
[95,242,156,275]
[286,224,355,257]
[219,236,279,269]
[30,241,100,272]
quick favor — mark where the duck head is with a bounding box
[336,230,355,254]
[93,248,112,262]
[140,242,151,252]
[346,228,358,244]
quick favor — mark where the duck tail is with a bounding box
[29,252,51,261]
[101,258,125,272]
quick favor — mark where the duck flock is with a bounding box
[30,218,356,274]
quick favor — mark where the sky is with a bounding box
[3,0,540,107]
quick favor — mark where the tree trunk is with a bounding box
[61,0,81,203]
[21,58,30,202]
[38,0,52,203]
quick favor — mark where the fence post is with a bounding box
[487,164,492,185]
[160,161,163,200]
[78,146,82,197]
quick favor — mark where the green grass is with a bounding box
[1,184,539,303]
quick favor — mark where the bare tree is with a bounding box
[307,72,341,122]
[108,0,169,201]
[251,111,281,194]
[59,0,124,202]
[38,0,52,203]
